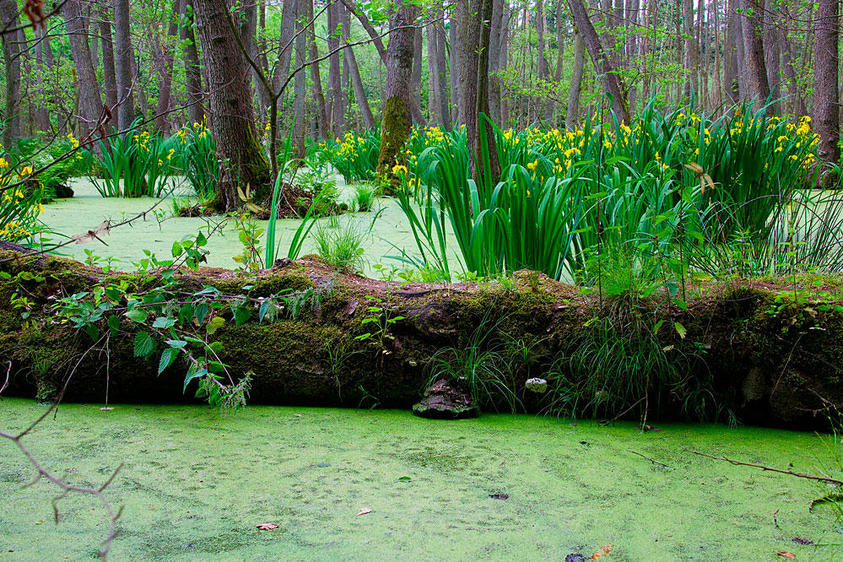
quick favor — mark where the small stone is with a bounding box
[412,379,479,419]
[525,378,548,393]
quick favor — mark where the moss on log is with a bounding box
[1,249,842,429]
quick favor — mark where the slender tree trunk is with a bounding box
[412,23,422,112]
[682,0,698,99]
[194,0,270,209]
[179,0,205,125]
[567,30,586,128]
[536,0,552,123]
[327,0,344,135]
[292,0,307,157]
[62,0,103,138]
[113,0,136,129]
[741,0,771,107]
[376,1,419,182]
[427,12,445,126]
[762,0,780,113]
[812,0,840,171]
[567,0,629,122]
[98,5,119,123]
[777,10,804,116]
[449,11,460,124]
[33,28,51,132]
[0,0,21,147]
[344,15,375,129]
[154,0,181,133]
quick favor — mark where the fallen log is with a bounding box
[1,249,841,429]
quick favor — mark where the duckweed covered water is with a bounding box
[1,399,841,560]
[37,178,459,277]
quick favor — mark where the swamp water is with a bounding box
[36,178,460,278]
[0,399,841,560]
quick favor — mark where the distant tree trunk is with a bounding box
[63,0,103,138]
[99,6,119,123]
[812,0,839,170]
[0,0,21,147]
[536,0,552,122]
[567,30,585,128]
[376,1,418,182]
[292,0,307,157]
[762,0,780,114]
[487,0,504,125]
[114,0,136,129]
[457,0,500,184]
[567,0,629,123]
[33,28,51,132]
[194,0,270,209]
[301,0,328,139]
[741,0,771,107]
[427,12,446,127]
[272,0,296,99]
[723,0,739,102]
[499,6,511,125]
[777,12,804,116]
[327,0,344,135]
[180,0,205,125]
[449,12,460,124]
[154,0,181,133]
[682,0,698,99]
[412,23,423,111]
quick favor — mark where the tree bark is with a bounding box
[194,0,270,209]
[741,0,771,107]
[98,4,119,124]
[0,0,21,147]
[154,0,181,133]
[567,0,629,123]
[113,0,136,129]
[376,1,418,182]
[292,0,307,157]
[179,0,205,126]
[812,0,840,170]
[62,0,104,139]
[567,30,585,128]
[327,0,345,136]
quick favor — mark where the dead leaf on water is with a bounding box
[256,523,279,530]
[356,508,371,516]
[777,553,797,559]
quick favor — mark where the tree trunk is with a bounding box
[0,0,21,147]
[344,12,375,130]
[194,0,270,209]
[179,0,205,126]
[812,0,840,171]
[62,0,103,139]
[292,0,307,157]
[154,0,181,133]
[567,0,629,123]
[301,0,328,139]
[98,5,119,124]
[113,0,135,129]
[762,0,780,114]
[327,0,344,136]
[376,1,418,182]
[449,11,460,124]
[567,30,585,128]
[741,0,770,107]
[536,0,552,123]
[682,0,698,100]
[487,0,504,126]
[271,0,296,106]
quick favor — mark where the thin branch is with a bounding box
[686,448,843,486]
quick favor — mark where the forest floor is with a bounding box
[36,177,458,277]
[1,399,841,560]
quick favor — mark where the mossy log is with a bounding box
[1,248,842,429]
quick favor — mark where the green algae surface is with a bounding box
[37,178,460,277]
[1,399,841,560]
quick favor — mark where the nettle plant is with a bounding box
[48,231,320,408]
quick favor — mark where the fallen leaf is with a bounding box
[99,407,113,411]
[591,544,612,559]
[356,508,372,516]
[777,553,796,559]
[256,523,279,530]
[489,492,509,500]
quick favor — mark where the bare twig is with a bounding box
[629,449,673,469]
[686,448,843,486]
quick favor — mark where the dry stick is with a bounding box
[629,449,673,469]
[686,449,843,486]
